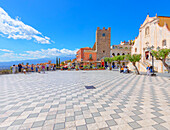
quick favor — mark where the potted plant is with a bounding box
[61,66,64,70]
[92,65,96,70]
[75,66,79,71]
[68,67,71,71]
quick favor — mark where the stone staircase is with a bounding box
[140,59,158,72]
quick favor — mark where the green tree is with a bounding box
[61,62,64,65]
[151,48,170,73]
[112,55,125,67]
[126,54,141,75]
[104,57,113,70]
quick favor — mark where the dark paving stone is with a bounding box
[152,124,168,130]
[11,119,25,126]
[117,105,126,109]
[151,112,164,117]
[66,105,73,109]
[81,106,89,111]
[65,116,75,122]
[76,125,88,130]
[97,108,106,112]
[152,117,165,124]
[10,112,23,117]
[151,107,162,111]
[75,111,83,116]
[57,110,66,114]
[128,121,142,129]
[28,113,39,118]
[114,109,123,113]
[106,119,117,126]
[40,108,50,113]
[87,103,94,106]
[99,128,110,130]
[110,114,121,119]
[24,107,35,111]
[0,117,7,123]
[31,120,45,128]
[85,118,95,124]
[46,114,56,120]
[53,122,65,130]
[101,104,109,108]
[36,103,45,107]
[50,105,59,108]
[92,112,101,117]
[132,110,143,115]
[130,115,142,121]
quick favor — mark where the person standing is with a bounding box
[150,66,153,73]
[31,64,34,72]
[42,64,45,73]
[18,64,22,73]
[12,64,16,74]
[35,65,38,72]
[46,64,49,71]
[146,65,150,76]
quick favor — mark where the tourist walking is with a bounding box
[150,66,153,73]
[12,64,16,74]
[46,64,49,71]
[146,65,150,76]
[18,64,22,73]
[42,64,45,73]
[31,64,34,72]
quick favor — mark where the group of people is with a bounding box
[11,63,56,74]
[120,66,130,73]
[146,65,153,76]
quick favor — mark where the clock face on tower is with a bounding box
[102,33,105,37]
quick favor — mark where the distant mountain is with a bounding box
[0,56,75,67]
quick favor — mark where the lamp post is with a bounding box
[147,45,156,76]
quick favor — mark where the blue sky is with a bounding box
[0,0,170,62]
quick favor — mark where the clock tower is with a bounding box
[96,27,111,61]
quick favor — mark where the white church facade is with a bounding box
[131,14,170,73]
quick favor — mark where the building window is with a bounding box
[89,54,92,59]
[122,53,125,55]
[112,53,115,56]
[135,48,137,52]
[117,53,120,56]
[102,33,105,37]
[145,27,149,36]
[103,50,105,53]
[162,40,166,47]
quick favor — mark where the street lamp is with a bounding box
[147,45,156,76]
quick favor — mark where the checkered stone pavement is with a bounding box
[0,70,170,130]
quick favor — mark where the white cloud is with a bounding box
[0,49,13,52]
[0,7,51,44]
[0,48,78,62]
